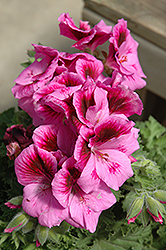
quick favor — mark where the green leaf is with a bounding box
[35,224,49,246]
[48,228,59,244]
[23,243,37,250]
[0,233,9,245]
[53,221,70,235]
[140,206,150,226]
[0,108,15,125]
[0,122,7,140]
[27,50,36,58]
[7,196,23,206]
[22,220,35,234]
[20,62,31,68]
[12,231,20,249]
[127,196,144,219]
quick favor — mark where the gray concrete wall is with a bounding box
[0,0,83,112]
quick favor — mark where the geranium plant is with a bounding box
[0,13,166,250]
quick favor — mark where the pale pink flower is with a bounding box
[52,157,116,233]
[74,115,139,192]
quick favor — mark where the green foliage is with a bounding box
[0,113,166,249]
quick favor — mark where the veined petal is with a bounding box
[73,81,96,128]
[95,149,133,190]
[121,73,146,91]
[49,72,83,100]
[57,121,77,157]
[69,191,101,233]
[96,127,140,156]
[76,58,104,81]
[52,157,80,208]
[74,134,91,171]
[86,87,109,126]
[33,125,59,152]
[91,115,134,146]
[35,99,65,125]
[22,183,67,228]
[15,144,57,186]
[14,58,49,86]
[107,85,143,116]
[77,154,100,193]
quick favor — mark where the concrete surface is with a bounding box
[0,0,84,113]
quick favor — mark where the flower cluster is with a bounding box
[9,13,146,233]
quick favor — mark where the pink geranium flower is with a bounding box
[52,157,116,233]
[58,13,112,52]
[74,115,139,192]
[106,85,143,116]
[73,80,109,128]
[14,144,67,228]
[33,123,77,158]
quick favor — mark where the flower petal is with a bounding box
[95,149,133,190]
[33,125,59,152]
[15,144,57,186]
[22,183,67,228]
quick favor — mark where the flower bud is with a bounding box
[35,224,49,246]
[3,124,33,159]
[146,196,166,224]
[4,211,29,233]
[5,196,23,209]
[153,190,166,204]
[127,196,144,224]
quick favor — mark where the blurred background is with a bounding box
[0,0,83,113]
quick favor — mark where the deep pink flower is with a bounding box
[34,95,69,125]
[58,13,112,52]
[73,81,109,128]
[75,57,104,81]
[33,123,77,157]
[106,35,146,78]
[36,239,41,247]
[12,45,61,126]
[79,20,91,31]
[15,144,67,228]
[109,18,130,50]
[34,72,83,103]
[106,85,143,116]
[3,124,33,148]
